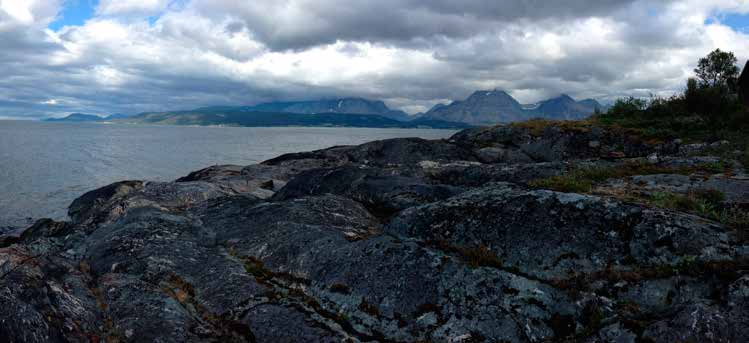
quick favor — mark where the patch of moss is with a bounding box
[718,206,749,242]
[698,161,730,174]
[580,303,605,337]
[427,240,504,269]
[530,161,731,194]
[358,300,381,317]
[549,313,576,340]
[161,274,256,342]
[529,161,682,193]
[461,244,504,269]
[329,283,351,295]
[649,190,725,219]
[510,118,595,136]
[242,256,274,282]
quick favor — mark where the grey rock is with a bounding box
[588,323,637,343]
[641,303,742,342]
[2,123,747,342]
[475,146,535,164]
[424,161,567,187]
[272,166,465,218]
[386,183,735,281]
[68,180,144,225]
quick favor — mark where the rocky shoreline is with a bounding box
[0,124,747,342]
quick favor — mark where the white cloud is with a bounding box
[1,0,749,118]
[96,0,172,17]
[0,0,60,27]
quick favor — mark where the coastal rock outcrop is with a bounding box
[1,123,747,342]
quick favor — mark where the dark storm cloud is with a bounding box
[197,0,641,51]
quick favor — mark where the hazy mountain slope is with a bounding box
[43,113,104,122]
[248,98,412,121]
[531,94,601,120]
[120,109,468,128]
[425,91,606,124]
[424,90,528,125]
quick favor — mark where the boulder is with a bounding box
[386,183,736,281]
[68,180,144,224]
[265,137,477,168]
[272,166,465,218]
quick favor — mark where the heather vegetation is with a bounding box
[598,49,747,143]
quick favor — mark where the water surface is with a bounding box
[0,121,456,227]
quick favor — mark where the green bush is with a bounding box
[598,49,747,140]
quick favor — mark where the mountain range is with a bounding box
[44,113,131,122]
[241,98,411,122]
[45,92,607,128]
[422,90,606,125]
[117,109,471,129]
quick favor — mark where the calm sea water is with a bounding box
[0,121,456,228]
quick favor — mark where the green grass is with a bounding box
[528,161,720,193]
[716,206,749,242]
[510,118,596,137]
[648,190,747,242]
[649,190,724,215]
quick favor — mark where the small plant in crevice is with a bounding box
[528,161,705,194]
[717,206,749,242]
[428,240,504,269]
[649,190,725,215]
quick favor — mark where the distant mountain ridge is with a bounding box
[44,113,131,122]
[44,92,607,127]
[199,98,412,122]
[44,113,104,122]
[423,90,527,125]
[533,94,604,121]
[423,90,606,125]
[117,108,470,129]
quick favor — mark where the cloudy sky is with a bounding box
[1,0,748,119]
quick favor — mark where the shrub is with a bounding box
[598,49,746,139]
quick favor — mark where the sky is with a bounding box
[1,0,749,119]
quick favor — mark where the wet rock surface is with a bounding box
[1,124,747,342]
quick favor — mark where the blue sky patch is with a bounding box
[706,12,749,33]
[48,0,98,31]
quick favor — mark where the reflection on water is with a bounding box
[0,121,456,227]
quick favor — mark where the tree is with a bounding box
[694,49,740,91]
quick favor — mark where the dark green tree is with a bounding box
[694,49,740,91]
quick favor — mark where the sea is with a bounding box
[0,121,456,228]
